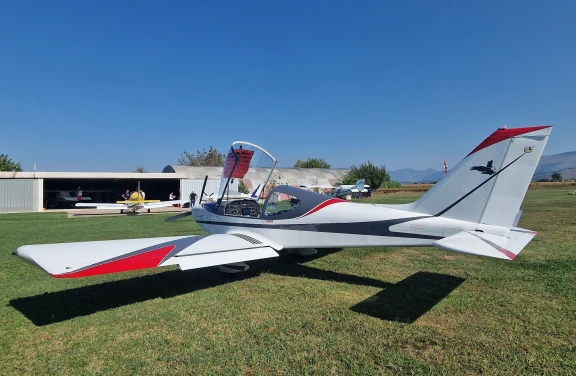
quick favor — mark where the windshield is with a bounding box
[217,141,277,205]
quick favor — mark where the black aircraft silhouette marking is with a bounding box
[470,160,495,175]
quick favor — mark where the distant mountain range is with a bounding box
[389,151,576,183]
[388,168,444,184]
[532,151,576,181]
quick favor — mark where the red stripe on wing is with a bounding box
[51,245,176,278]
[498,248,517,260]
[466,125,551,157]
[302,198,346,217]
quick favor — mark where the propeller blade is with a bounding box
[198,175,208,205]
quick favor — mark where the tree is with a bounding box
[341,160,396,190]
[178,146,225,166]
[0,154,23,172]
[551,172,563,182]
[294,157,331,169]
[134,164,148,173]
[238,180,250,194]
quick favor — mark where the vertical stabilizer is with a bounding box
[354,179,366,192]
[251,184,263,200]
[411,126,552,226]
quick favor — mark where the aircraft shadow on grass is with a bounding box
[10,249,465,326]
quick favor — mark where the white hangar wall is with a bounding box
[179,179,237,201]
[0,179,43,213]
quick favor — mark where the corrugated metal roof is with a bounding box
[161,166,350,187]
[0,167,350,187]
[0,172,185,179]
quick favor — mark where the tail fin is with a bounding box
[250,184,263,199]
[411,125,552,227]
[354,179,365,192]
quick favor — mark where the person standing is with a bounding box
[189,191,197,207]
[139,189,145,200]
[122,190,130,200]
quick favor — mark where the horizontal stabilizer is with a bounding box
[433,228,536,260]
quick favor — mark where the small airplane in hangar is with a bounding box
[75,184,188,214]
[15,126,551,278]
[300,179,369,198]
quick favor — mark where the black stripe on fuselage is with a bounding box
[434,153,525,217]
[196,216,441,240]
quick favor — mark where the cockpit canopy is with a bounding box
[217,141,277,203]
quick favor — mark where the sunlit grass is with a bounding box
[0,187,574,374]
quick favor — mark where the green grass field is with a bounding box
[1,187,574,375]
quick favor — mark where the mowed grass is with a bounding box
[0,187,574,375]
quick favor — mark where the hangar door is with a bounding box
[0,179,43,213]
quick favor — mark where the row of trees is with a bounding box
[292,157,400,190]
[537,172,563,182]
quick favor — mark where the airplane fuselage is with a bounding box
[192,198,503,250]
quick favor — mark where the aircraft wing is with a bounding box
[76,203,129,210]
[14,233,281,278]
[300,184,334,189]
[141,199,189,209]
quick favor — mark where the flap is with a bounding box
[161,246,279,271]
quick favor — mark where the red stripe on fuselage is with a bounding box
[51,245,176,278]
[301,198,346,217]
[466,126,551,157]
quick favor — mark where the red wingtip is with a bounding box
[466,125,552,157]
[51,245,176,278]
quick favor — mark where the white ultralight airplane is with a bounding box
[301,179,368,198]
[300,179,370,198]
[15,126,551,278]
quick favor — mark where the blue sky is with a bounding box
[1,1,574,172]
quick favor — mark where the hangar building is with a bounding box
[0,167,349,214]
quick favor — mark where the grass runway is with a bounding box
[0,187,574,375]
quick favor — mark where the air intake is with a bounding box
[231,233,262,245]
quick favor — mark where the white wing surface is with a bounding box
[15,233,280,278]
[141,199,189,209]
[75,203,129,210]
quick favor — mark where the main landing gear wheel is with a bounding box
[287,248,318,256]
[147,209,151,213]
[218,262,249,274]
[120,209,124,214]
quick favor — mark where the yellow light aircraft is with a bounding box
[76,184,188,213]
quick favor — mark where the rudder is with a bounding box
[411,126,552,227]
